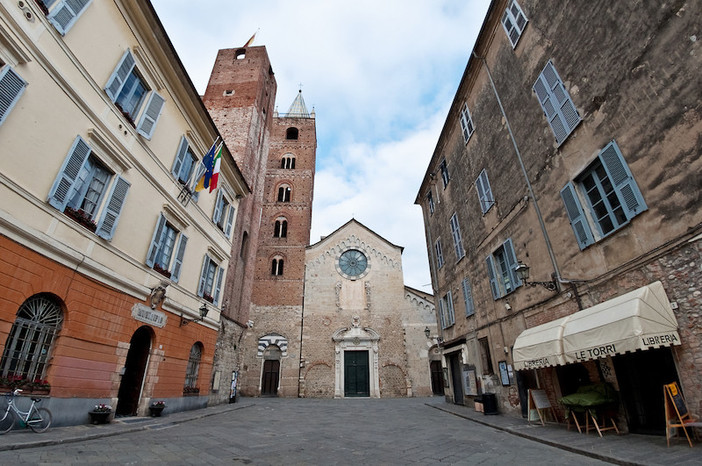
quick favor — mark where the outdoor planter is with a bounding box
[88,411,111,424]
[149,405,165,417]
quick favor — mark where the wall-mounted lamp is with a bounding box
[424,327,431,338]
[515,261,558,292]
[180,304,209,327]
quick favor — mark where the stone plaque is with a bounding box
[132,303,166,328]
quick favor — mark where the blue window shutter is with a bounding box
[48,0,92,35]
[462,278,475,317]
[197,254,210,297]
[225,206,235,237]
[171,234,188,283]
[533,61,580,145]
[438,299,446,329]
[447,291,455,325]
[105,50,135,101]
[560,182,595,249]
[503,238,521,288]
[599,141,647,219]
[171,136,189,178]
[136,91,165,139]
[0,66,27,126]
[212,189,223,223]
[476,169,493,213]
[96,176,130,240]
[145,213,166,267]
[48,136,92,211]
[44,0,60,7]
[213,266,224,306]
[486,255,500,300]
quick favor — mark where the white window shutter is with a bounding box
[105,50,135,101]
[0,66,27,126]
[96,176,130,240]
[171,234,188,283]
[48,136,92,211]
[136,91,165,139]
[145,213,167,267]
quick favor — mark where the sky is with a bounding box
[150,0,492,292]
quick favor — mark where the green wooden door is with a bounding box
[344,350,370,397]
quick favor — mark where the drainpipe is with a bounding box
[472,52,562,288]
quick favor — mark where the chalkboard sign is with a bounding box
[530,389,552,409]
[665,382,687,417]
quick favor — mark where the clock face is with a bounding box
[338,249,368,278]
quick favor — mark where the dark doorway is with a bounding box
[447,352,464,405]
[116,326,152,416]
[430,360,444,395]
[344,350,370,397]
[261,360,280,396]
[516,369,538,418]
[613,347,679,435]
[556,363,591,397]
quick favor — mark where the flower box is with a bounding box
[64,206,98,232]
[203,294,214,304]
[88,411,111,424]
[183,386,200,396]
[153,264,172,279]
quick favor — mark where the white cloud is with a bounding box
[151,0,491,291]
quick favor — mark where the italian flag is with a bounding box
[209,144,223,192]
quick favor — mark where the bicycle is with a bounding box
[0,389,52,433]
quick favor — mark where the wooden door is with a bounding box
[430,360,444,395]
[261,360,280,396]
[344,350,370,397]
[448,353,464,404]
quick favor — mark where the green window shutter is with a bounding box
[599,141,647,219]
[560,182,595,249]
[0,66,27,126]
[136,91,165,139]
[145,213,167,267]
[486,255,500,300]
[503,238,521,289]
[48,136,91,211]
[213,267,224,306]
[96,176,130,240]
[171,136,189,179]
[105,50,135,101]
[48,0,91,35]
[171,234,188,283]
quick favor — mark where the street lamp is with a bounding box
[515,261,558,292]
[180,304,209,327]
[424,327,431,339]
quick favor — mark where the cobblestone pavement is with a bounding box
[0,397,609,465]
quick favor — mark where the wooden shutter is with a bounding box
[171,136,189,179]
[476,169,493,213]
[599,141,647,219]
[145,213,167,267]
[446,291,455,325]
[502,238,521,290]
[560,182,595,249]
[105,50,135,101]
[225,206,235,237]
[486,255,500,300]
[213,266,224,305]
[136,91,165,139]
[96,176,130,240]
[0,66,27,126]
[197,255,210,297]
[212,189,223,224]
[171,234,188,283]
[462,278,475,317]
[48,136,91,211]
[533,61,580,145]
[48,0,91,35]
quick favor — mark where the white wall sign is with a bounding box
[132,303,166,328]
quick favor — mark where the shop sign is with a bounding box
[573,344,616,361]
[641,333,678,347]
[132,303,166,328]
[523,357,550,369]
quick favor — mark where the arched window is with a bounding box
[280,155,296,169]
[274,218,288,238]
[286,127,299,140]
[240,231,249,259]
[184,342,203,390]
[1,294,63,381]
[277,185,291,202]
[271,257,284,276]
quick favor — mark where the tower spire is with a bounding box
[285,89,309,117]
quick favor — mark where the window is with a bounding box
[486,238,521,300]
[281,155,296,169]
[533,61,581,146]
[105,50,165,139]
[449,213,465,260]
[476,169,494,214]
[48,136,130,240]
[478,337,494,374]
[439,159,450,188]
[277,185,291,202]
[184,342,202,390]
[1,294,63,382]
[286,127,299,140]
[435,238,445,269]
[274,218,288,238]
[501,0,528,48]
[198,254,224,305]
[213,189,235,237]
[46,0,91,35]
[271,257,284,276]
[171,136,198,185]
[459,103,475,143]
[439,291,455,329]
[561,141,647,249]
[145,213,188,282]
[462,278,475,317]
[427,191,435,215]
[0,63,27,126]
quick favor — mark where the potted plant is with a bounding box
[183,386,200,396]
[89,404,112,424]
[149,400,166,417]
[29,379,51,395]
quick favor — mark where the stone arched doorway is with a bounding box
[258,334,288,397]
[332,317,380,398]
[116,326,153,415]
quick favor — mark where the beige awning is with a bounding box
[513,281,680,371]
